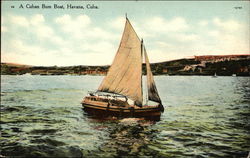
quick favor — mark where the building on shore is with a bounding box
[194,54,250,63]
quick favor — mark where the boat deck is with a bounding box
[82,96,158,109]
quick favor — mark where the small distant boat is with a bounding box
[212,72,217,78]
[23,73,31,76]
[82,17,164,120]
[232,74,237,77]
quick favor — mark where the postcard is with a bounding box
[1,1,250,158]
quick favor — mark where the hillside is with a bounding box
[1,55,250,76]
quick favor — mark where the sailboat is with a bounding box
[81,17,164,120]
[212,72,217,78]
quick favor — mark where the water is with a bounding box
[1,75,250,157]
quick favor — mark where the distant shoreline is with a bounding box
[1,55,250,76]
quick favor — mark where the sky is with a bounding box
[1,1,249,66]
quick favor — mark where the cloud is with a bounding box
[207,18,249,54]
[8,14,59,43]
[1,17,8,32]
[55,14,117,41]
[1,14,249,66]
[147,48,187,63]
[2,39,47,65]
[146,17,249,60]
[1,16,5,24]
[110,16,124,30]
[198,20,208,26]
[55,14,91,33]
[30,14,45,26]
[154,41,173,48]
[2,14,121,66]
[35,25,54,38]
[207,30,219,37]
[27,14,56,40]
[10,15,29,27]
[53,14,119,59]
[213,17,241,32]
[1,26,8,32]
[145,16,189,33]
[173,33,200,42]
[80,41,115,53]
[10,39,43,55]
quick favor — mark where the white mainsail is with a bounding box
[98,18,143,105]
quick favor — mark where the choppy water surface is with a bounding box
[1,75,250,157]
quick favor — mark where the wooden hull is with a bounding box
[82,98,162,121]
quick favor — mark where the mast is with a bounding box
[141,39,148,105]
[140,39,144,106]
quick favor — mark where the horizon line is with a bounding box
[1,54,250,67]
